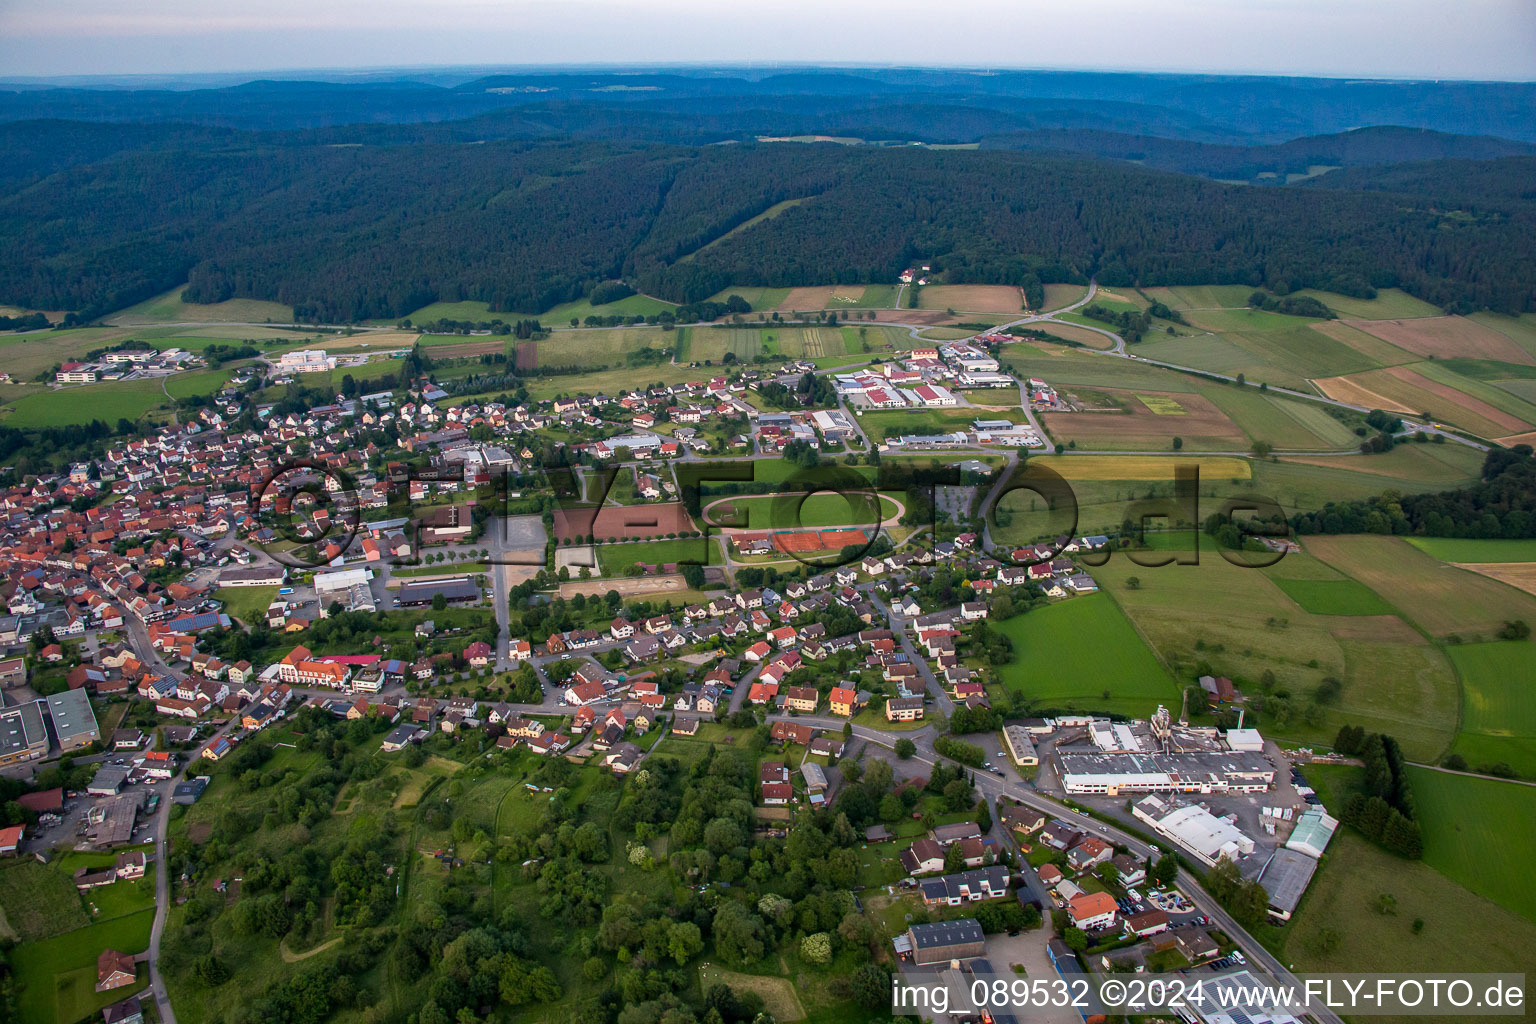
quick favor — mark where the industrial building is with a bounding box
[46,688,100,752]
[394,577,480,607]
[0,700,49,766]
[1133,794,1256,867]
[1255,847,1320,921]
[1284,808,1339,859]
[1002,724,1038,766]
[1055,749,1275,796]
[900,918,986,965]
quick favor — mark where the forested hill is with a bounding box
[979,126,1536,183]
[1,138,1533,322]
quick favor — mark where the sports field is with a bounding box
[595,537,721,574]
[1444,642,1536,777]
[993,592,1180,717]
[1272,578,1395,616]
[1407,767,1536,922]
[704,492,897,531]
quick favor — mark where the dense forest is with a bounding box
[2,137,1534,322]
[1290,446,1536,538]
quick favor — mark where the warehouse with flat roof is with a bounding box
[394,578,480,607]
[0,700,48,766]
[46,688,99,752]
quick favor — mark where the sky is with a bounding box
[0,0,1533,81]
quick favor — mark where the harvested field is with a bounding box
[557,575,690,599]
[553,500,695,542]
[917,284,1025,313]
[1031,322,1114,348]
[1315,367,1532,438]
[1307,320,1419,366]
[417,339,506,359]
[1451,562,1536,596]
[515,341,537,370]
[1042,388,1245,450]
[1022,454,1251,480]
[777,285,866,309]
[1348,316,1535,364]
[1040,283,1088,311]
[1496,430,1536,446]
[1325,615,1423,642]
[869,308,955,326]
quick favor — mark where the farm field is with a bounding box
[1404,538,1536,563]
[108,284,295,325]
[1449,561,1536,597]
[1043,387,1246,450]
[523,363,698,401]
[1468,311,1536,359]
[1288,287,1443,320]
[1041,283,1089,311]
[1346,315,1535,364]
[1182,305,1317,334]
[1088,544,1457,759]
[1022,453,1250,480]
[916,284,1025,313]
[1303,535,1536,638]
[1205,387,1359,449]
[777,284,868,310]
[1030,322,1114,348]
[993,592,1180,717]
[1407,767,1536,921]
[1139,284,1258,310]
[1282,830,1536,977]
[542,292,679,324]
[1444,642,1536,777]
[682,325,845,363]
[531,327,670,369]
[706,492,898,530]
[1315,365,1534,439]
[1272,577,1395,615]
[1305,319,1423,366]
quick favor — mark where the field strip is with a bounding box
[1450,562,1536,597]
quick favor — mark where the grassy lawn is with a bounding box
[12,908,155,1024]
[1407,766,1536,922]
[215,585,279,627]
[993,593,1180,717]
[1445,641,1536,777]
[0,861,89,941]
[1271,578,1395,616]
[1281,831,1535,976]
[859,407,1027,440]
[2,377,169,427]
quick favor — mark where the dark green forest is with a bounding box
[2,137,1534,323]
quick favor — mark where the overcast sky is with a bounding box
[1,0,1533,81]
